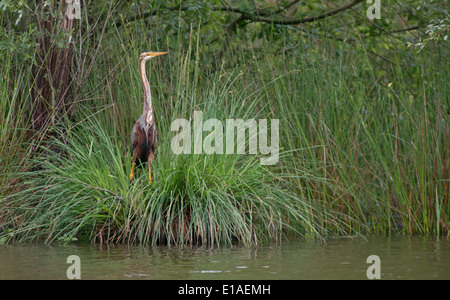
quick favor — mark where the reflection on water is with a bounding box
[0,236,448,279]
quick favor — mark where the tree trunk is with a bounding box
[31,0,75,132]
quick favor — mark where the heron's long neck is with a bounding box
[140,59,153,127]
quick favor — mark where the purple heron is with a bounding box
[129,51,167,184]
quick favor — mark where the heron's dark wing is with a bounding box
[149,124,157,151]
[130,123,139,153]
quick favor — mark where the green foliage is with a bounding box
[0,0,448,245]
[0,73,332,245]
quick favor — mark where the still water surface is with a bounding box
[0,236,448,279]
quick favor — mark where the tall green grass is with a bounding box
[0,55,32,202]
[1,21,448,245]
[2,74,330,245]
[262,46,449,237]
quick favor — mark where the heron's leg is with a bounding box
[130,163,136,181]
[148,150,154,184]
[130,152,137,181]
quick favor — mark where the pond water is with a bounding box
[0,236,448,280]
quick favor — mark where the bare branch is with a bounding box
[218,0,365,25]
[116,0,365,28]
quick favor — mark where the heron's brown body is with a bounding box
[130,118,156,175]
[129,51,167,184]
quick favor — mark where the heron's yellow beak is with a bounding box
[147,52,168,58]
